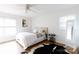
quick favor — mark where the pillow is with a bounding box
[36,33,43,38]
[32,29,38,33]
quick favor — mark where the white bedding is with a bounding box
[16,32,45,49]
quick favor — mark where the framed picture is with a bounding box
[22,19,28,27]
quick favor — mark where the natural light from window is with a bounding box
[59,15,76,40]
[0,17,17,37]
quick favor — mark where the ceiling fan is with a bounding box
[26,4,32,10]
[26,4,39,13]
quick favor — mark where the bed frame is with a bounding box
[16,27,48,52]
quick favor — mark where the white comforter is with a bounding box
[16,32,45,49]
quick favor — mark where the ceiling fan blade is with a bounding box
[29,7,40,13]
[26,4,40,13]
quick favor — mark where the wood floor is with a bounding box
[21,39,66,53]
[25,40,49,52]
[17,39,78,54]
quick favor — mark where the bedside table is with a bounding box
[48,34,56,44]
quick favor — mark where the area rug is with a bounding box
[21,44,69,54]
[33,44,69,54]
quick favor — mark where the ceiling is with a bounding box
[33,4,79,13]
[0,4,78,17]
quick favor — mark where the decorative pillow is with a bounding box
[36,33,43,38]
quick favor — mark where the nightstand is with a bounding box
[48,34,56,44]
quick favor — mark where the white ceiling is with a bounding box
[33,4,79,13]
[0,4,26,16]
[0,4,78,17]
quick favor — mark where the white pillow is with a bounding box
[32,29,38,33]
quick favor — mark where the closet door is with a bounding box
[66,20,74,40]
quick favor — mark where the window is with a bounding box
[59,15,76,40]
[0,17,17,37]
[59,15,75,30]
[66,20,74,40]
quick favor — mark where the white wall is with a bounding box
[17,16,32,33]
[32,6,79,47]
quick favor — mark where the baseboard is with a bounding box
[0,39,15,44]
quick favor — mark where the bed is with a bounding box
[16,27,48,49]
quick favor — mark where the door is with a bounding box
[66,20,74,40]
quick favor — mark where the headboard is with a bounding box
[32,27,48,34]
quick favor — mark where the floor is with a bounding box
[0,40,49,54]
[28,44,44,54]
[0,41,24,54]
[0,40,67,54]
